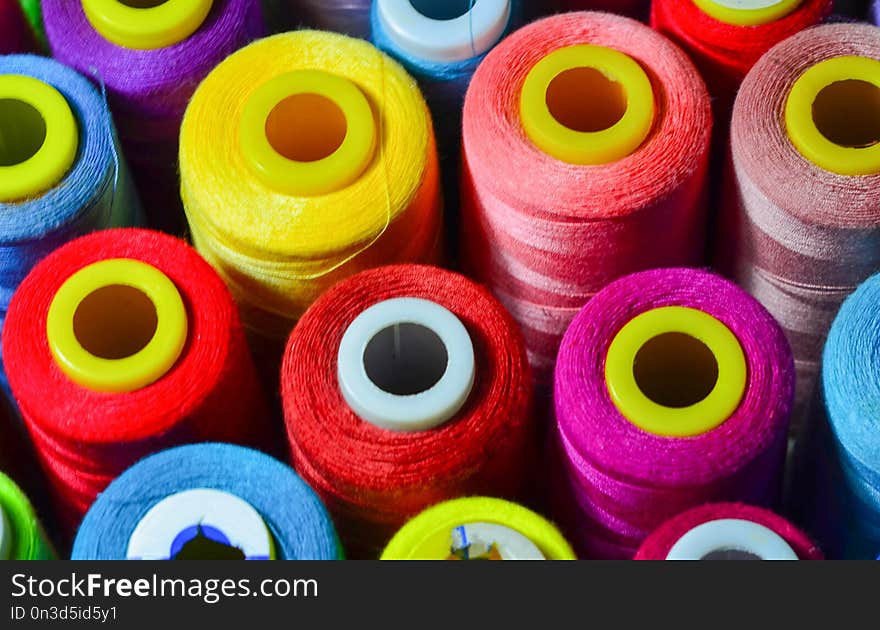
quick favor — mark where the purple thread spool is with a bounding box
[42,0,264,234]
[552,268,793,559]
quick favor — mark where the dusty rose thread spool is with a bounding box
[460,12,712,387]
[717,22,880,422]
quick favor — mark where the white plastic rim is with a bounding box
[0,504,11,560]
[376,0,511,63]
[666,519,799,560]
[450,523,546,560]
[126,489,275,560]
[337,297,476,432]
[707,0,789,8]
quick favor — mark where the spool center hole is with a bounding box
[172,526,246,561]
[409,0,474,20]
[812,80,880,148]
[546,67,627,133]
[701,549,762,561]
[265,93,347,163]
[633,333,718,408]
[0,99,47,167]
[116,1,170,8]
[73,285,158,360]
[363,323,448,396]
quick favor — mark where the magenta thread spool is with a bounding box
[552,268,793,558]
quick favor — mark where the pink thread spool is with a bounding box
[552,268,793,558]
[716,23,880,422]
[460,12,711,387]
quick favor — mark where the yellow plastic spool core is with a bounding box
[0,75,78,202]
[520,44,655,165]
[605,306,747,438]
[381,497,577,560]
[785,56,880,177]
[239,70,377,197]
[692,0,802,26]
[47,259,188,393]
[81,0,213,50]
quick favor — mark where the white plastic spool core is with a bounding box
[126,489,275,560]
[376,0,511,64]
[666,519,799,560]
[0,504,11,560]
[449,523,545,560]
[337,297,476,432]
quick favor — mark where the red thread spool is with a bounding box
[282,264,534,557]
[3,228,272,533]
[651,0,831,115]
[635,503,823,560]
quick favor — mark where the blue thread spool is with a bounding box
[0,55,139,392]
[72,443,342,560]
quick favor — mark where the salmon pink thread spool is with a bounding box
[282,265,534,557]
[553,268,793,558]
[2,228,272,533]
[635,503,822,560]
[558,1,649,20]
[460,12,712,386]
[717,22,880,421]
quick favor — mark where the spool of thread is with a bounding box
[2,228,272,532]
[557,1,650,20]
[42,0,265,234]
[181,31,442,355]
[552,267,793,559]
[0,471,54,559]
[72,443,342,560]
[716,23,880,421]
[0,55,139,390]
[16,1,45,48]
[382,497,575,560]
[460,12,712,385]
[1,0,36,53]
[263,0,372,38]
[796,273,880,559]
[282,264,533,557]
[635,503,822,560]
[651,0,832,117]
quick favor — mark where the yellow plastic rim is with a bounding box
[47,259,188,393]
[81,0,213,50]
[692,0,802,26]
[0,75,78,202]
[239,70,377,197]
[380,498,577,560]
[520,44,654,165]
[605,306,747,438]
[785,56,880,176]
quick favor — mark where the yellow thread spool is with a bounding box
[785,56,880,176]
[0,75,78,202]
[520,44,655,165]
[605,306,747,438]
[692,0,802,26]
[81,0,213,50]
[46,258,188,393]
[381,497,577,560]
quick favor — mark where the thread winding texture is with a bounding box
[651,0,831,113]
[717,23,880,419]
[460,12,712,384]
[181,31,442,347]
[553,268,793,558]
[2,229,272,532]
[558,1,650,19]
[265,0,373,38]
[0,471,54,559]
[634,503,823,560]
[72,443,341,560]
[0,56,139,390]
[42,0,265,233]
[282,265,533,557]
[1,0,36,54]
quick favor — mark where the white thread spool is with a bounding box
[0,504,11,560]
[450,523,545,560]
[337,297,476,432]
[126,489,275,560]
[666,519,799,560]
[375,0,511,63]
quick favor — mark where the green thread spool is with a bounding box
[0,471,54,560]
